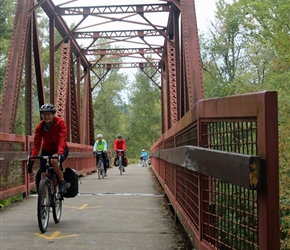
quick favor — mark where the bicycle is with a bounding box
[28,155,63,233]
[139,156,147,167]
[116,150,125,175]
[142,158,147,167]
[94,150,105,179]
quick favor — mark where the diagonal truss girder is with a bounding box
[0,0,204,142]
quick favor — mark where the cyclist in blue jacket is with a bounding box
[140,149,148,167]
[93,134,108,176]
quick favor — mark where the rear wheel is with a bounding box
[52,187,63,223]
[37,179,50,233]
[119,156,123,175]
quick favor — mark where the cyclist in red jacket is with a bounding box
[114,134,126,171]
[28,103,69,194]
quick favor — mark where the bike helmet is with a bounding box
[142,149,145,152]
[117,134,122,139]
[97,134,102,138]
[40,103,56,113]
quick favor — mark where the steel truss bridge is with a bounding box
[0,0,280,249]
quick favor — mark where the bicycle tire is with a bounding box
[97,160,101,179]
[52,188,63,223]
[101,161,105,179]
[37,179,50,233]
[119,156,123,175]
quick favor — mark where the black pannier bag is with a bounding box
[63,167,79,198]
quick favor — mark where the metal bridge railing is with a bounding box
[150,91,279,250]
[0,134,94,200]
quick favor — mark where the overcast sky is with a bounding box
[195,0,217,31]
[53,0,217,33]
[51,0,218,85]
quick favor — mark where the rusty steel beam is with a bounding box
[25,11,33,136]
[88,86,95,146]
[167,43,178,128]
[72,29,166,39]
[33,9,46,108]
[49,16,56,104]
[93,62,160,69]
[0,0,33,133]
[172,10,182,121]
[69,62,80,144]
[161,66,169,132]
[76,57,82,142]
[80,69,91,145]
[165,0,181,10]
[139,68,161,90]
[180,0,204,109]
[85,47,163,54]
[56,41,71,120]
[55,3,171,15]
[139,56,161,71]
[91,69,111,91]
[38,0,91,69]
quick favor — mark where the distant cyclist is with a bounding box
[140,149,148,167]
[114,134,126,171]
[93,134,108,177]
[28,103,69,195]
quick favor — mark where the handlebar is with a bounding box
[93,150,104,156]
[28,155,61,166]
[116,149,125,156]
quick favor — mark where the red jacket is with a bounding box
[114,139,126,151]
[31,116,67,156]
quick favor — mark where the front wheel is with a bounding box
[52,188,63,223]
[97,160,103,179]
[98,167,101,179]
[101,162,105,179]
[37,179,50,233]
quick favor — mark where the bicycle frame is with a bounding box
[29,155,59,190]
[28,155,63,233]
[95,150,104,179]
[116,150,124,175]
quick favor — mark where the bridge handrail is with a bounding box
[151,146,264,190]
[150,91,279,249]
[0,133,94,200]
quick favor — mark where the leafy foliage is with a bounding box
[92,70,128,150]
[126,68,161,158]
[91,62,162,159]
[200,0,290,247]
[0,0,17,91]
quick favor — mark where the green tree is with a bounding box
[126,67,161,158]
[0,0,17,91]
[200,0,268,97]
[92,71,128,151]
[200,0,290,246]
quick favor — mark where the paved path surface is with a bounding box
[0,164,188,250]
